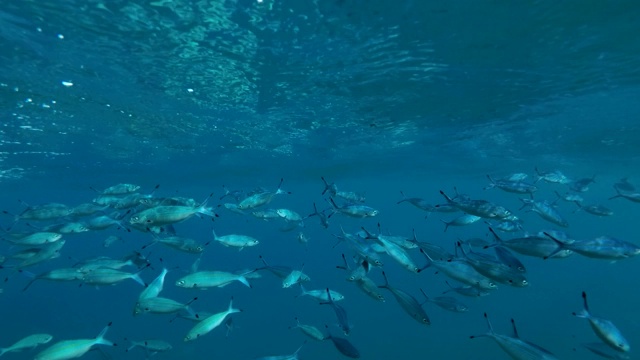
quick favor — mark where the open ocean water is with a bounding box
[1,0,640,359]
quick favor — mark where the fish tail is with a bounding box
[198,206,219,219]
[440,219,450,232]
[95,322,114,346]
[131,274,146,287]
[237,275,251,288]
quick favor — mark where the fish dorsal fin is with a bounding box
[510,318,520,338]
[582,291,590,312]
[483,313,496,334]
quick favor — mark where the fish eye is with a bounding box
[422,318,429,323]
[196,247,203,251]
[177,280,185,286]
[522,280,528,285]
[131,216,139,221]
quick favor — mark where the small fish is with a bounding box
[137,297,198,315]
[184,298,241,341]
[574,203,614,217]
[582,342,630,359]
[304,203,330,228]
[282,264,311,289]
[439,190,512,219]
[440,214,482,232]
[297,285,344,302]
[296,232,310,244]
[534,167,572,184]
[91,183,140,195]
[319,288,352,336]
[35,322,116,360]
[519,198,568,227]
[323,326,360,358]
[0,333,53,357]
[573,291,630,353]
[255,342,305,360]
[470,313,558,360]
[396,191,434,211]
[129,195,218,226]
[176,270,260,289]
[613,178,635,192]
[570,175,596,192]
[485,175,537,194]
[237,179,290,210]
[125,339,172,354]
[442,281,490,297]
[378,271,430,325]
[609,188,640,203]
[327,198,378,218]
[419,289,469,313]
[289,318,325,341]
[102,235,122,248]
[211,228,259,250]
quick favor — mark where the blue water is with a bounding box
[1,0,639,359]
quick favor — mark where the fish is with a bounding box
[321,177,366,203]
[441,214,482,232]
[574,203,614,217]
[136,297,198,315]
[419,249,498,291]
[396,191,435,211]
[485,175,538,194]
[573,291,630,353]
[35,322,115,360]
[419,289,469,313]
[3,231,63,246]
[613,178,635,192]
[289,318,325,341]
[255,342,305,360]
[297,285,344,302]
[125,339,172,354]
[304,203,330,228]
[327,198,378,218]
[237,179,290,210]
[91,183,140,195]
[544,233,640,260]
[282,264,311,289]
[129,195,218,226]
[534,167,572,184]
[486,229,572,259]
[519,198,568,227]
[582,342,630,359]
[81,267,147,287]
[176,270,261,289]
[569,175,596,192]
[138,268,168,300]
[608,188,640,203]
[184,298,241,341]
[211,228,259,250]
[470,313,559,359]
[439,190,512,219]
[22,267,85,291]
[323,326,360,358]
[361,227,419,273]
[0,333,53,357]
[442,281,490,297]
[319,288,352,335]
[378,271,430,325]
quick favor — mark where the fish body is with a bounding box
[534,168,572,184]
[439,191,511,219]
[471,313,559,360]
[485,175,538,194]
[129,202,217,226]
[176,270,259,289]
[137,297,195,315]
[290,318,326,341]
[574,292,630,353]
[519,198,568,227]
[6,232,62,246]
[212,229,259,250]
[35,323,114,360]
[126,339,172,353]
[328,198,378,218]
[81,268,145,286]
[396,191,434,211]
[184,298,241,341]
[95,183,140,195]
[154,236,207,254]
[419,249,497,291]
[379,272,430,325]
[298,285,344,302]
[576,204,614,217]
[0,334,53,356]
[441,214,482,232]
[70,203,108,217]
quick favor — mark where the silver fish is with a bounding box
[470,313,559,360]
[573,291,630,353]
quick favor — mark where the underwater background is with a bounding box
[1,0,639,359]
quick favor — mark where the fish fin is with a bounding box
[510,318,520,338]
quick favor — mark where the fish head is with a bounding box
[175,279,187,287]
[368,209,379,217]
[251,240,260,246]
